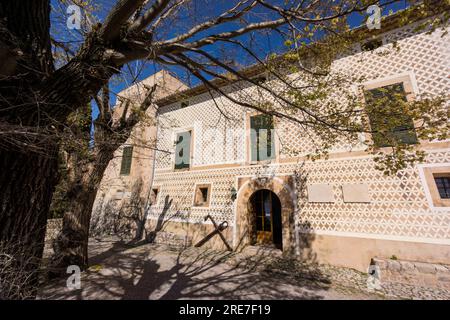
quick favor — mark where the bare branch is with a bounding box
[99,0,147,42]
[163,0,259,45]
[128,0,172,34]
[148,0,188,34]
[159,16,287,51]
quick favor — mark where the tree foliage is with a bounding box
[0,0,449,297]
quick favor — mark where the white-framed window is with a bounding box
[418,163,450,210]
[192,183,212,207]
[363,72,420,148]
[173,129,193,170]
[248,113,277,163]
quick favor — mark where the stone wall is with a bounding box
[91,70,188,232]
[372,257,450,290]
[150,231,192,248]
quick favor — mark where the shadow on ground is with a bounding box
[38,238,348,300]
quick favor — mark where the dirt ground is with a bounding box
[38,239,384,300]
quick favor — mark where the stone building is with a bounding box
[91,70,188,234]
[96,12,450,272]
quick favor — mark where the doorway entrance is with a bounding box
[248,189,282,249]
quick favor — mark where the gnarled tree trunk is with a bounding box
[0,1,58,299]
[50,179,100,273]
[0,146,59,298]
[50,145,117,274]
[0,0,121,294]
[50,83,157,275]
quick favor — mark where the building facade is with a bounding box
[110,16,449,272]
[91,70,188,234]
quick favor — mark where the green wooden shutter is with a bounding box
[250,114,275,161]
[174,131,191,170]
[261,115,275,160]
[250,117,258,161]
[365,83,417,147]
[120,146,133,175]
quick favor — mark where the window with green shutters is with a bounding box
[250,114,275,162]
[120,146,133,175]
[364,82,418,147]
[174,131,191,170]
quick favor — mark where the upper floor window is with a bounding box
[434,176,450,199]
[174,131,192,170]
[181,100,189,108]
[120,146,133,175]
[361,37,383,51]
[252,75,267,85]
[364,82,418,147]
[250,114,275,162]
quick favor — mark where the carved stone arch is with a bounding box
[234,175,296,253]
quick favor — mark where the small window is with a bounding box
[362,38,383,51]
[120,146,133,175]
[250,114,275,162]
[200,188,208,202]
[194,184,211,207]
[419,166,450,208]
[434,176,450,199]
[150,188,159,205]
[174,131,191,170]
[252,75,267,84]
[364,82,417,147]
[180,101,189,108]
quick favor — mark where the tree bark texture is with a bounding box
[50,145,117,274]
[0,145,58,298]
[0,1,120,292]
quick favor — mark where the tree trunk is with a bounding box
[0,0,130,293]
[50,148,115,275]
[0,145,58,298]
[50,183,98,273]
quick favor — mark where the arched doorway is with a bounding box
[248,189,282,249]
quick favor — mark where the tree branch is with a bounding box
[128,0,172,34]
[99,0,147,42]
[163,0,258,45]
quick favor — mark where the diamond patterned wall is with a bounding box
[151,22,450,243]
[151,150,450,242]
[297,151,450,240]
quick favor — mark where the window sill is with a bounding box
[173,167,191,172]
[249,159,277,166]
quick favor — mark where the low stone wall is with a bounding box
[149,231,192,248]
[372,257,450,290]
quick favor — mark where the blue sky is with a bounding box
[50,0,410,121]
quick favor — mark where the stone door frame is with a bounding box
[233,175,296,253]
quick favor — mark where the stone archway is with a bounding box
[234,175,296,253]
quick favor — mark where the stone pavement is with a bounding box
[38,239,450,300]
